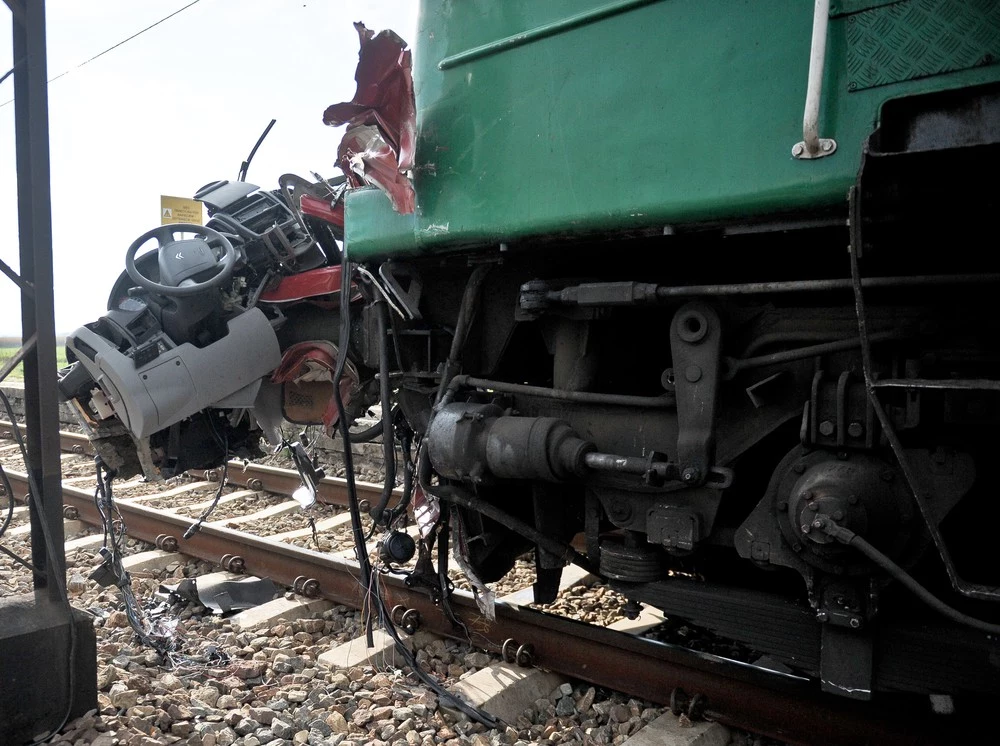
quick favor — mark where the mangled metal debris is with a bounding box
[324,22,416,214]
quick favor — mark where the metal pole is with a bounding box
[12,0,64,599]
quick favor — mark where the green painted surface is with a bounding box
[343,188,417,261]
[846,0,1000,91]
[345,0,1000,260]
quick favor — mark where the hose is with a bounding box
[817,516,1000,636]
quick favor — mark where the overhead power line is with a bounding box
[1,0,203,108]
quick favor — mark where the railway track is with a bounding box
[0,426,976,745]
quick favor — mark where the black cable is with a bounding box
[0,391,78,744]
[436,507,468,634]
[432,482,596,575]
[183,415,229,539]
[434,265,492,405]
[0,542,41,575]
[0,462,14,538]
[331,261,376,645]
[183,457,228,539]
[370,300,397,525]
[816,517,1000,635]
[331,264,502,728]
[238,118,277,182]
[384,424,414,526]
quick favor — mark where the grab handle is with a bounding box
[793,0,837,160]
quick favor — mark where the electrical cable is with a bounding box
[370,299,397,526]
[331,260,376,645]
[434,265,492,405]
[183,415,229,539]
[0,461,14,538]
[183,456,228,539]
[435,507,471,637]
[383,421,414,527]
[0,390,78,744]
[331,262,502,728]
[816,516,1000,635]
[1,1,205,109]
[93,457,175,655]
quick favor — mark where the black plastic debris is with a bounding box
[158,575,277,614]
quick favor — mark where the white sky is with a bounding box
[0,0,418,335]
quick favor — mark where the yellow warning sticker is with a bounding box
[160,195,203,225]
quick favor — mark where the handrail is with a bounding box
[793,0,837,160]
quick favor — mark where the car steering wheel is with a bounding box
[125,223,238,297]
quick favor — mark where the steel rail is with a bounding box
[0,468,965,746]
[0,421,400,509]
[209,460,395,509]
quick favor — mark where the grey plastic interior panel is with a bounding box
[194,180,259,211]
[69,309,281,438]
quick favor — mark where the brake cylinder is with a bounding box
[427,403,594,482]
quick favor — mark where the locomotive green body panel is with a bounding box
[344,0,1000,261]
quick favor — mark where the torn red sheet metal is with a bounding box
[324,22,416,169]
[337,125,415,214]
[300,193,344,229]
[270,341,360,434]
[324,22,416,214]
[259,266,347,304]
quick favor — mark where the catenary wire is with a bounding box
[0,1,204,108]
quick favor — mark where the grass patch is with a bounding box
[0,340,68,382]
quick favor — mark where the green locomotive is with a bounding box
[344,0,1000,701]
[63,0,1000,705]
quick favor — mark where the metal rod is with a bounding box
[872,378,1000,391]
[453,374,675,408]
[726,330,904,378]
[0,333,35,384]
[583,452,649,474]
[542,274,1000,310]
[654,273,1000,299]
[0,255,33,295]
